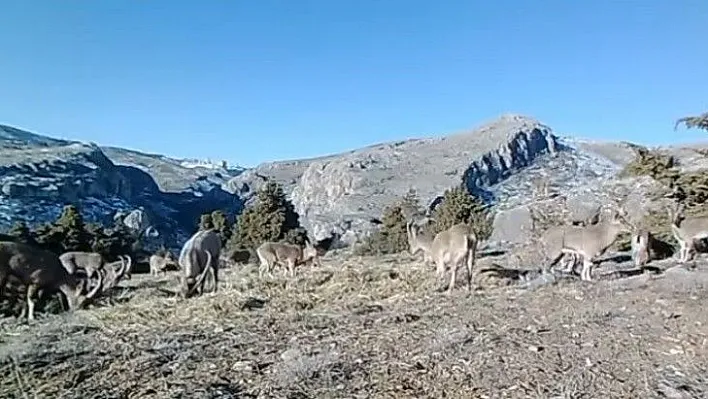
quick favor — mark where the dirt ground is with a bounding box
[1,252,707,399]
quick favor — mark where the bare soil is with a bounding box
[1,253,707,399]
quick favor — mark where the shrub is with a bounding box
[673,172,708,208]
[227,180,308,251]
[92,224,138,259]
[430,186,494,241]
[619,145,679,184]
[355,189,424,255]
[27,205,138,259]
[7,221,38,246]
[619,144,708,209]
[33,205,91,254]
[196,210,233,246]
[608,206,676,260]
[199,213,214,230]
[210,210,232,245]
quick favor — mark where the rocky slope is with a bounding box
[227,115,641,245]
[0,124,244,247]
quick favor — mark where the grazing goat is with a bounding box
[59,251,106,279]
[150,252,177,276]
[178,229,221,298]
[407,221,478,293]
[97,255,131,304]
[546,207,633,281]
[0,241,103,320]
[667,203,708,262]
[256,240,319,278]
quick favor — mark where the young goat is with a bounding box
[407,221,478,293]
[546,207,634,281]
[256,240,319,278]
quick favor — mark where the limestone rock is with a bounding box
[289,115,559,240]
[490,206,534,245]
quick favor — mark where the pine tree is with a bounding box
[210,210,232,244]
[199,213,214,230]
[355,189,425,255]
[31,205,93,254]
[675,111,708,132]
[228,180,307,249]
[53,205,92,251]
[431,186,493,240]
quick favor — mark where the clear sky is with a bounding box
[1,1,707,167]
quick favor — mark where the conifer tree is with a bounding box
[228,180,308,249]
[355,188,425,255]
[199,213,214,230]
[431,186,493,240]
[53,205,92,251]
[210,210,232,244]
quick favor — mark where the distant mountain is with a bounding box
[0,124,244,247]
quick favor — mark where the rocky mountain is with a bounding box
[0,124,244,247]
[225,114,641,246]
[2,114,699,250]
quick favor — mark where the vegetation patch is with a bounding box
[223,180,309,262]
[355,186,493,256]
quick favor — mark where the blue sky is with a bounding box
[1,1,706,167]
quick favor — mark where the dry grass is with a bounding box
[1,253,708,398]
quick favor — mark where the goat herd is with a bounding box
[406,199,708,292]
[0,227,321,321]
[1,198,706,322]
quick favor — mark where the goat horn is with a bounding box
[86,268,104,300]
[187,250,213,297]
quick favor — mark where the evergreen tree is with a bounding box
[431,186,494,240]
[355,188,425,255]
[33,222,64,254]
[199,213,214,230]
[228,180,307,249]
[210,210,232,244]
[676,111,708,132]
[53,205,92,251]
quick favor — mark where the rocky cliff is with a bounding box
[227,114,639,245]
[0,124,243,247]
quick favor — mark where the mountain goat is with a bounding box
[256,240,319,278]
[0,241,103,320]
[406,221,478,293]
[178,229,221,297]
